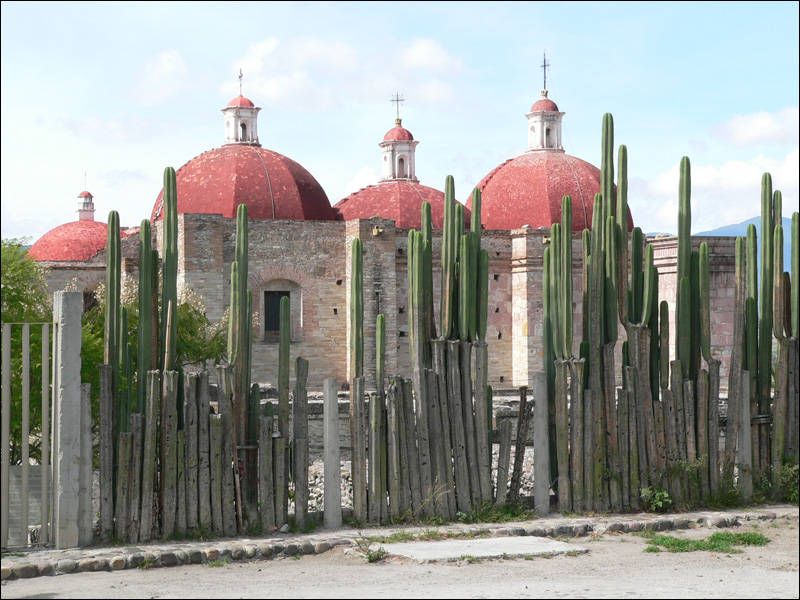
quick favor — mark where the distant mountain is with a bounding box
[697,216,794,270]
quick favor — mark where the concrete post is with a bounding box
[323,378,342,528]
[52,291,82,548]
[532,371,550,515]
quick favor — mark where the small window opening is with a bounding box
[497,331,502,340]
[264,290,290,341]
[240,122,247,140]
[493,273,499,281]
[495,307,500,313]
[397,157,406,178]
[333,307,338,315]
[336,279,343,286]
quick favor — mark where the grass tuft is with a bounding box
[644,531,769,553]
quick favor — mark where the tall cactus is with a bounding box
[137,220,154,414]
[104,210,121,396]
[600,113,615,228]
[350,238,363,378]
[699,242,711,361]
[792,212,799,339]
[757,174,774,415]
[161,167,178,373]
[675,157,692,368]
[440,176,457,340]
[616,145,629,323]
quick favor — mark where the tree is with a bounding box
[1,239,51,464]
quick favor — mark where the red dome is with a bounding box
[227,95,255,108]
[335,180,468,229]
[383,126,414,142]
[151,144,335,221]
[530,97,559,112]
[28,220,108,262]
[470,151,632,231]
[78,190,93,198]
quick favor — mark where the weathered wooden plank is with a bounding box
[40,323,50,546]
[532,373,549,514]
[425,369,449,519]
[79,383,93,546]
[196,371,212,532]
[509,386,532,505]
[772,340,789,480]
[139,371,159,542]
[583,387,594,508]
[496,420,513,507]
[293,357,309,529]
[402,377,423,515]
[554,359,571,512]
[209,414,224,535]
[395,378,411,516]
[98,364,114,541]
[2,323,12,548]
[21,324,30,539]
[160,370,179,538]
[626,369,640,511]
[569,359,585,512]
[413,365,434,519]
[126,413,143,543]
[258,414,275,532]
[473,342,492,504]
[738,371,753,503]
[697,369,710,500]
[431,339,456,519]
[183,373,199,531]
[350,376,367,523]
[176,430,187,536]
[323,379,342,528]
[446,340,471,512]
[683,379,698,502]
[617,387,630,511]
[368,390,382,524]
[708,359,721,497]
[602,343,621,513]
[386,379,403,520]
[114,432,132,541]
[219,389,238,536]
[669,361,686,505]
[459,341,480,508]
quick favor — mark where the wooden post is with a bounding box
[1,323,11,548]
[160,370,179,538]
[495,420,513,506]
[617,387,630,511]
[431,339,456,518]
[446,340,470,512]
[603,343,621,512]
[460,341,480,508]
[218,376,238,536]
[40,322,50,546]
[554,360,571,512]
[738,371,753,502]
[209,414,224,535]
[425,369,449,518]
[626,369,640,511]
[473,342,492,504]
[258,414,275,532]
[197,371,212,531]
[532,373,550,514]
[183,373,199,531]
[127,413,143,543]
[114,432,132,541]
[322,378,341,528]
[293,357,309,529]
[697,369,710,500]
[683,379,697,501]
[367,390,381,524]
[772,340,789,483]
[78,383,93,546]
[99,364,114,541]
[509,386,532,504]
[139,371,159,542]
[386,379,403,520]
[350,376,367,523]
[21,324,30,541]
[402,377,423,515]
[708,359,721,497]
[394,378,411,516]
[583,388,594,508]
[569,359,585,512]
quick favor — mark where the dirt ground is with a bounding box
[3,517,798,599]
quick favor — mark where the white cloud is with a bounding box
[136,50,188,106]
[222,37,463,111]
[335,166,379,203]
[713,106,799,146]
[400,38,462,73]
[631,148,799,233]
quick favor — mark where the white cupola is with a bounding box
[77,190,95,221]
[379,118,419,181]
[221,70,260,145]
[526,90,564,152]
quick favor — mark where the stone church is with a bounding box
[28,86,738,391]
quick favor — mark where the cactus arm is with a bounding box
[699,242,711,361]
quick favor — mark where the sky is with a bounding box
[1,1,798,242]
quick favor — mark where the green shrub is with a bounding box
[640,487,673,513]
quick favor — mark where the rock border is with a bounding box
[1,505,795,581]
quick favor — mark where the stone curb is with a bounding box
[1,506,795,581]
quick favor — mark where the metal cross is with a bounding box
[238,68,243,96]
[541,52,550,90]
[390,92,405,120]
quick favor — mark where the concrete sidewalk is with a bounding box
[1,505,796,581]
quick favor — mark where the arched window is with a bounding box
[261,279,302,342]
[240,122,247,141]
[397,157,406,178]
[545,127,551,145]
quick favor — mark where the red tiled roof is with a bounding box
[151,144,335,221]
[335,179,469,229]
[78,190,93,198]
[469,151,633,231]
[28,220,108,262]
[226,95,255,108]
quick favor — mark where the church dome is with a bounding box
[383,123,414,142]
[28,220,109,262]
[469,152,602,231]
[530,97,559,112]
[336,180,464,229]
[150,144,336,221]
